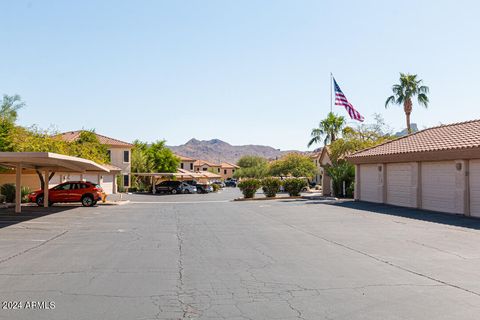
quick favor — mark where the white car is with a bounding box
[180,182,197,194]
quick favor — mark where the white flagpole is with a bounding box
[330,72,333,113]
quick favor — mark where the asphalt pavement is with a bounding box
[1,188,480,319]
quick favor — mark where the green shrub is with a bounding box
[262,177,282,198]
[0,183,16,202]
[21,186,31,203]
[0,184,31,203]
[211,184,220,192]
[238,178,261,198]
[283,178,307,197]
[346,181,354,198]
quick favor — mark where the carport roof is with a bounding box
[0,152,110,172]
[347,119,480,164]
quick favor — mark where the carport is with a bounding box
[133,170,203,194]
[132,169,221,194]
[0,152,110,213]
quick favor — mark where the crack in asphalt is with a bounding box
[0,230,68,265]
[254,211,480,299]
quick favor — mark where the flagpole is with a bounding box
[330,72,333,113]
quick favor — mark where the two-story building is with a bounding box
[176,154,196,172]
[194,160,222,174]
[57,131,133,193]
[220,162,239,180]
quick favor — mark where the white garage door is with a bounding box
[360,164,382,203]
[421,161,456,213]
[101,175,114,195]
[469,160,480,217]
[386,163,414,207]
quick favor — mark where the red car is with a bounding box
[28,181,105,207]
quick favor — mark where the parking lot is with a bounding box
[1,188,480,319]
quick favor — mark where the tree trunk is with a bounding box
[36,170,56,191]
[404,99,413,134]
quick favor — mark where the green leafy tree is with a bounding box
[385,73,429,134]
[268,153,317,178]
[130,140,179,191]
[327,116,394,197]
[11,126,71,189]
[234,155,269,179]
[69,130,109,164]
[0,118,16,152]
[0,94,25,123]
[325,162,355,197]
[148,140,179,173]
[308,112,346,147]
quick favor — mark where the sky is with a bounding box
[1,0,479,151]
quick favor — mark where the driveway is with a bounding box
[1,188,480,319]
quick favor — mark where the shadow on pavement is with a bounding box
[326,200,480,230]
[0,205,82,229]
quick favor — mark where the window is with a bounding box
[123,150,130,163]
[54,183,71,190]
[190,163,193,170]
[107,150,111,162]
[232,169,235,173]
[180,163,184,169]
[123,174,130,187]
[202,168,207,171]
[218,168,220,173]
[224,169,227,175]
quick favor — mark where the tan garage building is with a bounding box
[347,120,480,217]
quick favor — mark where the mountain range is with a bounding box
[168,139,298,164]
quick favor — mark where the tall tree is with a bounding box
[234,155,269,179]
[268,153,317,178]
[147,140,179,173]
[0,94,25,123]
[385,73,429,134]
[308,112,346,147]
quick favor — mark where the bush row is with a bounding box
[0,184,31,203]
[238,177,307,199]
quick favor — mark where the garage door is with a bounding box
[421,161,456,213]
[469,160,480,217]
[360,164,382,203]
[386,163,414,207]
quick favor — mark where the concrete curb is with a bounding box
[301,195,338,201]
[233,196,303,202]
[98,200,130,206]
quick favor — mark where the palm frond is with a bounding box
[385,95,395,108]
[417,93,429,108]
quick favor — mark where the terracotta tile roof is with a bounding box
[194,160,221,167]
[221,162,240,169]
[176,154,196,161]
[347,119,480,160]
[58,131,133,147]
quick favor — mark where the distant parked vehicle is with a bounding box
[155,181,182,194]
[180,182,197,194]
[225,179,237,187]
[28,181,105,207]
[184,180,212,193]
[196,183,213,193]
[212,181,225,188]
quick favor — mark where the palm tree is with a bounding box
[0,94,25,123]
[308,112,346,147]
[385,73,429,134]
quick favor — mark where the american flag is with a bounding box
[333,78,364,122]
